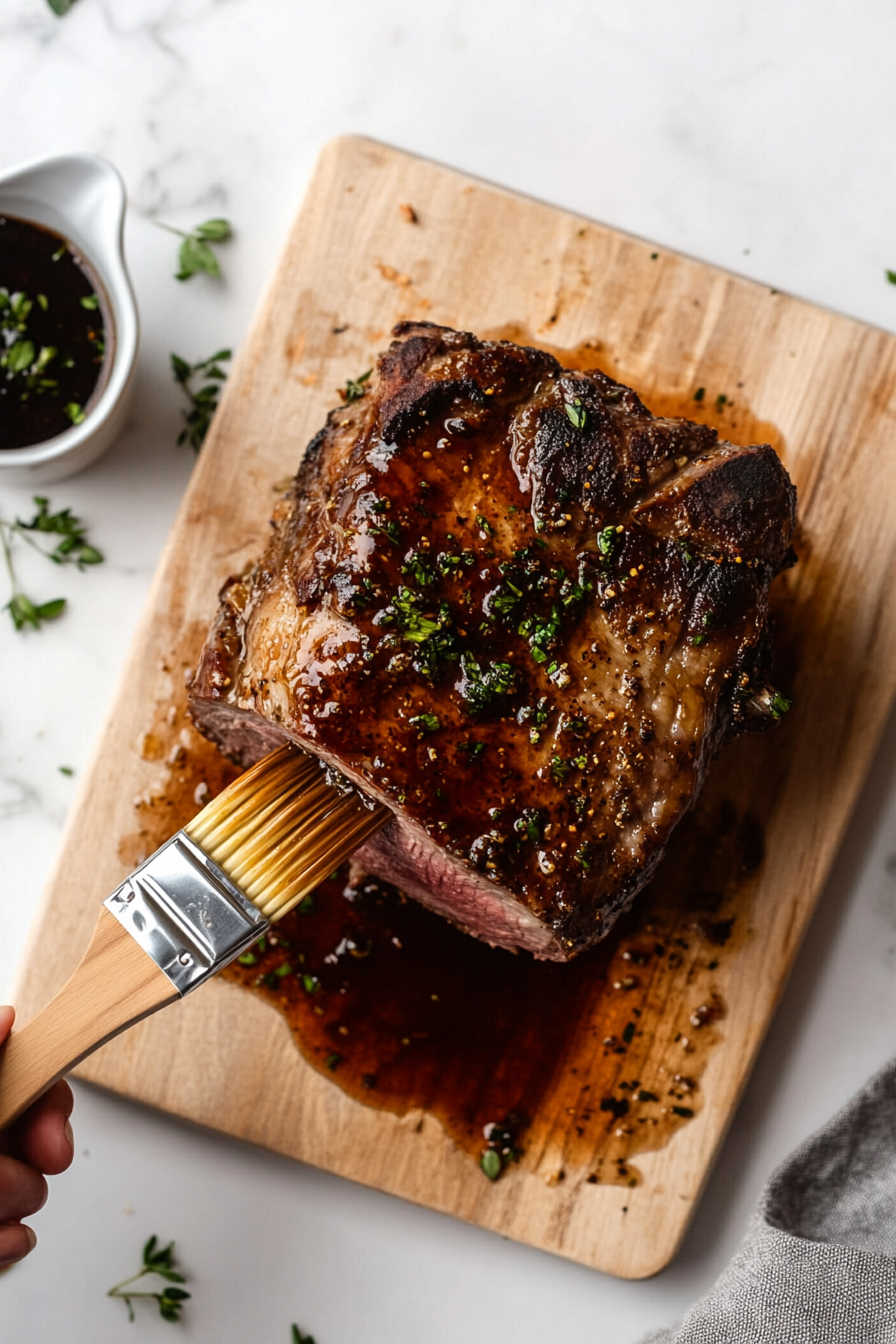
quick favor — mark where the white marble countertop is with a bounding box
[2,2,896,1340]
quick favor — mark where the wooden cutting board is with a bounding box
[14,136,896,1279]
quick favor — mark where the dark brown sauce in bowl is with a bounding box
[0,215,109,450]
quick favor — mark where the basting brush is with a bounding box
[0,744,388,1128]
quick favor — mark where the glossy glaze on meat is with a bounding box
[190,324,797,960]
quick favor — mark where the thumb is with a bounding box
[0,1006,15,1048]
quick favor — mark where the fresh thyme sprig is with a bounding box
[46,0,79,13]
[338,369,372,403]
[107,1235,191,1324]
[1,495,103,631]
[156,218,232,282]
[171,349,232,451]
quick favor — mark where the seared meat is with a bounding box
[190,324,796,960]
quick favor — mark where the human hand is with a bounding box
[0,1005,74,1266]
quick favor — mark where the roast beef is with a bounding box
[189,323,797,960]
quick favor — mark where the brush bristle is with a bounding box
[184,745,388,920]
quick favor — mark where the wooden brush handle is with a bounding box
[0,907,178,1129]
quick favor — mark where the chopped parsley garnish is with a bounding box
[597,525,621,559]
[694,387,705,402]
[384,589,445,642]
[410,712,440,733]
[345,576,375,610]
[550,755,570,783]
[524,696,552,741]
[325,1052,342,1071]
[489,582,522,619]
[622,1021,636,1044]
[370,518,401,546]
[518,606,562,663]
[690,634,706,647]
[560,575,592,606]
[546,660,571,689]
[379,587,459,678]
[401,549,437,585]
[672,1105,694,1119]
[715,393,728,411]
[458,652,516,714]
[887,270,896,286]
[476,513,495,536]
[436,548,476,576]
[573,842,594,869]
[514,808,546,842]
[769,691,792,719]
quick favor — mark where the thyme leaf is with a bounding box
[481,1149,502,1180]
[409,712,440,734]
[339,369,372,403]
[1,496,103,632]
[156,218,232,282]
[170,348,232,451]
[106,1235,191,1324]
[564,398,587,430]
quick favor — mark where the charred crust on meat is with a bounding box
[190,324,797,961]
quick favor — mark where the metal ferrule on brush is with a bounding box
[103,833,269,996]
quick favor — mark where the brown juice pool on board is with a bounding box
[123,350,791,1187]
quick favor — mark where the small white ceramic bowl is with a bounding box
[0,153,138,485]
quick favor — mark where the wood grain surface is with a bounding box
[13,137,896,1278]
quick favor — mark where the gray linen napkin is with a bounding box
[640,1058,896,1343]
